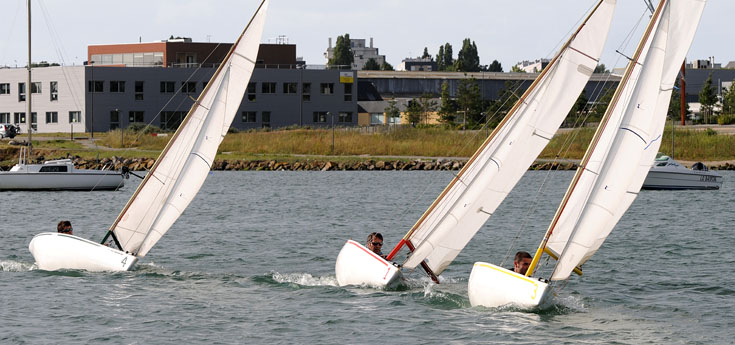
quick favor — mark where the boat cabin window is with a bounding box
[39,166,68,173]
[656,162,667,167]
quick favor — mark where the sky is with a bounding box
[0,0,731,72]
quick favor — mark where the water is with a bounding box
[1,170,733,344]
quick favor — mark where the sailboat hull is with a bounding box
[468,262,550,309]
[335,240,403,288]
[29,233,138,272]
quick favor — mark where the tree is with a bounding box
[416,93,438,125]
[438,81,457,124]
[488,60,503,72]
[667,79,690,120]
[487,80,521,120]
[384,98,401,124]
[564,90,588,127]
[455,38,481,72]
[406,100,423,126]
[699,73,717,123]
[363,58,380,70]
[594,64,609,73]
[588,87,615,123]
[437,43,454,71]
[422,47,431,59]
[328,33,353,69]
[380,61,394,71]
[722,80,735,115]
[456,78,484,126]
[510,65,525,73]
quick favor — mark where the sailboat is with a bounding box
[334,0,616,288]
[28,0,269,271]
[0,0,127,191]
[468,0,707,309]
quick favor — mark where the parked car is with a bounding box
[0,123,19,138]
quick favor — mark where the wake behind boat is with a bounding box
[0,147,126,191]
[642,153,722,190]
[335,0,616,288]
[29,0,269,271]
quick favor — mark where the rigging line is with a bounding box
[0,0,22,66]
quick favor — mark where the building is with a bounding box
[1,41,357,133]
[398,58,437,72]
[324,37,385,70]
[513,59,550,73]
[687,57,721,69]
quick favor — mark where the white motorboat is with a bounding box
[642,154,722,190]
[0,148,126,191]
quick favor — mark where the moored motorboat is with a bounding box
[642,154,722,190]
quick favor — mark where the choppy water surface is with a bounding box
[1,170,733,344]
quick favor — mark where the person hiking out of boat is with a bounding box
[367,232,386,259]
[512,251,532,275]
[57,220,72,236]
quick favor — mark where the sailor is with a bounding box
[512,251,532,275]
[57,220,73,236]
[366,232,386,259]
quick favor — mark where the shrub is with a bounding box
[717,114,735,125]
[127,122,161,134]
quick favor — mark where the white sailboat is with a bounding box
[468,0,707,309]
[0,0,127,191]
[334,0,616,288]
[28,0,269,271]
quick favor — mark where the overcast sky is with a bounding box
[0,0,730,71]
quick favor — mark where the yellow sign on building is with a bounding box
[339,71,354,84]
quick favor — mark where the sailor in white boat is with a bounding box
[57,220,72,235]
[512,251,532,275]
[366,232,387,259]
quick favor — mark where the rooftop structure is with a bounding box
[324,37,385,70]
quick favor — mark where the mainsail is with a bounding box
[108,0,269,257]
[397,0,616,275]
[543,0,706,281]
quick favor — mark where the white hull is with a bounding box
[335,240,403,288]
[0,171,124,191]
[468,262,550,309]
[642,169,722,190]
[29,232,138,271]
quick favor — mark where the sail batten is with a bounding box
[108,0,269,257]
[546,0,706,281]
[400,0,616,275]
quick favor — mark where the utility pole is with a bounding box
[680,60,686,126]
[26,0,32,157]
[330,112,335,154]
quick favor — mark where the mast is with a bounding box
[26,0,32,157]
[680,60,686,126]
[526,0,667,278]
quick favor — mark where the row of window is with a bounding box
[246,82,352,102]
[0,82,59,102]
[0,111,81,126]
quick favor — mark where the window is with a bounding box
[39,166,68,173]
[247,82,256,101]
[262,111,271,128]
[110,81,125,93]
[283,82,297,94]
[69,111,81,123]
[161,111,186,130]
[302,83,311,101]
[110,110,120,130]
[0,83,10,94]
[18,83,25,101]
[182,81,196,94]
[14,112,25,123]
[242,111,256,123]
[313,111,328,123]
[160,81,175,93]
[343,83,352,102]
[129,111,144,123]
[320,83,334,94]
[0,113,10,123]
[261,82,276,94]
[45,112,58,124]
[31,82,41,94]
[338,112,353,123]
[88,80,103,93]
[202,81,208,90]
[50,81,58,101]
[30,112,37,131]
[135,81,144,100]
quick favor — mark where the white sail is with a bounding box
[401,0,616,275]
[109,0,269,257]
[547,0,706,281]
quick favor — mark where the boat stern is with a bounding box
[468,261,550,309]
[335,240,403,288]
[29,232,137,271]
